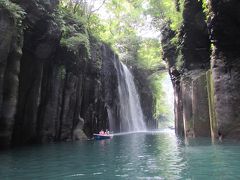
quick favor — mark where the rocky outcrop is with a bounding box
[181,71,211,137]
[163,0,211,137]
[173,0,240,139]
[182,0,210,69]
[177,0,212,137]
[11,0,61,145]
[162,0,240,140]
[0,4,23,147]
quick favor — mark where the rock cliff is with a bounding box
[163,0,240,139]
[209,0,240,139]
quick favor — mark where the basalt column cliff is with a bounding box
[163,0,240,139]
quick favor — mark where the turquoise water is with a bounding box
[0,130,240,180]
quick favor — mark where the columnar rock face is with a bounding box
[209,0,240,138]
[0,7,23,147]
[182,0,210,69]
[176,71,210,138]
[163,0,211,137]
[163,0,240,139]
[11,0,62,145]
[191,72,211,137]
[0,0,149,148]
[176,0,211,137]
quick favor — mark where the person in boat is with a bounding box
[218,131,223,142]
[99,130,104,135]
[105,129,109,135]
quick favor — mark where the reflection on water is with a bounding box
[0,130,240,179]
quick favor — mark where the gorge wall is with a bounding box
[0,0,154,148]
[209,0,240,139]
[163,0,240,139]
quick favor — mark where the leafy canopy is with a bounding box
[147,0,184,31]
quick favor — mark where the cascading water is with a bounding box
[117,62,146,132]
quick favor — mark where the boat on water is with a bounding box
[93,133,113,140]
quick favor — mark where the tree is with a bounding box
[146,0,184,31]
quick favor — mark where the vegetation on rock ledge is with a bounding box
[0,0,25,29]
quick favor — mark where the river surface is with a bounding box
[0,130,240,180]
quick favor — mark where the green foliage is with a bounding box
[0,0,25,29]
[91,0,145,52]
[61,33,90,56]
[90,0,164,72]
[147,0,184,31]
[199,0,210,20]
[175,51,184,70]
[89,37,104,70]
[54,3,90,57]
[201,0,208,11]
[170,35,179,47]
[87,14,106,37]
[146,0,185,71]
[94,0,167,72]
[118,35,141,65]
[137,38,163,70]
[58,65,66,80]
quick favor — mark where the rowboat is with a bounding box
[93,133,113,140]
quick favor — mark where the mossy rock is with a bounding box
[60,32,90,57]
[53,7,90,58]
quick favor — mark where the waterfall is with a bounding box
[117,62,146,132]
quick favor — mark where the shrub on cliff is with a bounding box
[0,0,25,29]
[52,2,91,58]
